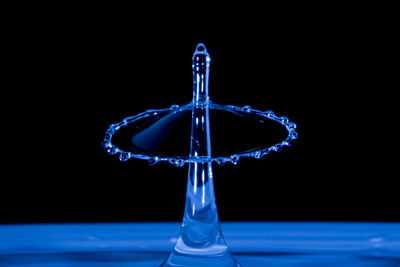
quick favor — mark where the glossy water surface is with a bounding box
[1,223,399,267]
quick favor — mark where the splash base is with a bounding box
[160,249,241,267]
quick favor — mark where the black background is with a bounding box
[2,7,397,224]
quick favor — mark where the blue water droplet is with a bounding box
[101,141,112,149]
[216,158,226,166]
[279,116,289,123]
[104,132,112,141]
[290,130,298,140]
[107,127,115,134]
[264,110,275,117]
[241,105,252,112]
[281,141,290,146]
[287,122,297,129]
[107,146,118,155]
[119,152,131,162]
[252,151,262,159]
[230,155,239,165]
[110,123,120,131]
[170,104,180,109]
[148,157,159,165]
[170,159,185,167]
[273,144,282,152]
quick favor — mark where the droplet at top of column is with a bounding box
[192,43,211,107]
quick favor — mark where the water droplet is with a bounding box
[104,132,112,141]
[170,104,180,109]
[148,157,159,165]
[281,141,290,146]
[110,123,120,131]
[107,127,115,134]
[170,159,185,167]
[197,44,205,51]
[230,155,239,165]
[107,146,118,155]
[278,116,289,123]
[216,158,226,166]
[264,110,275,117]
[287,122,297,129]
[241,105,252,112]
[252,151,262,159]
[119,152,131,162]
[101,141,112,149]
[289,130,298,140]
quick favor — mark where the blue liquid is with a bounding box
[101,102,297,166]
[102,43,298,266]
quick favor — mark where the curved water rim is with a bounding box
[101,101,298,167]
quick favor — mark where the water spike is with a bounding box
[100,44,300,266]
[193,43,209,57]
[192,43,211,106]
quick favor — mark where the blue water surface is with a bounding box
[1,222,399,266]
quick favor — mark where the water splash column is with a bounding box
[161,44,239,266]
[180,43,222,249]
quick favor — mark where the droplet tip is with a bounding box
[193,43,209,57]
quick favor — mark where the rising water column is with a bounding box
[161,44,240,266]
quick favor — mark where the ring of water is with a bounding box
[101,101,298,167]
